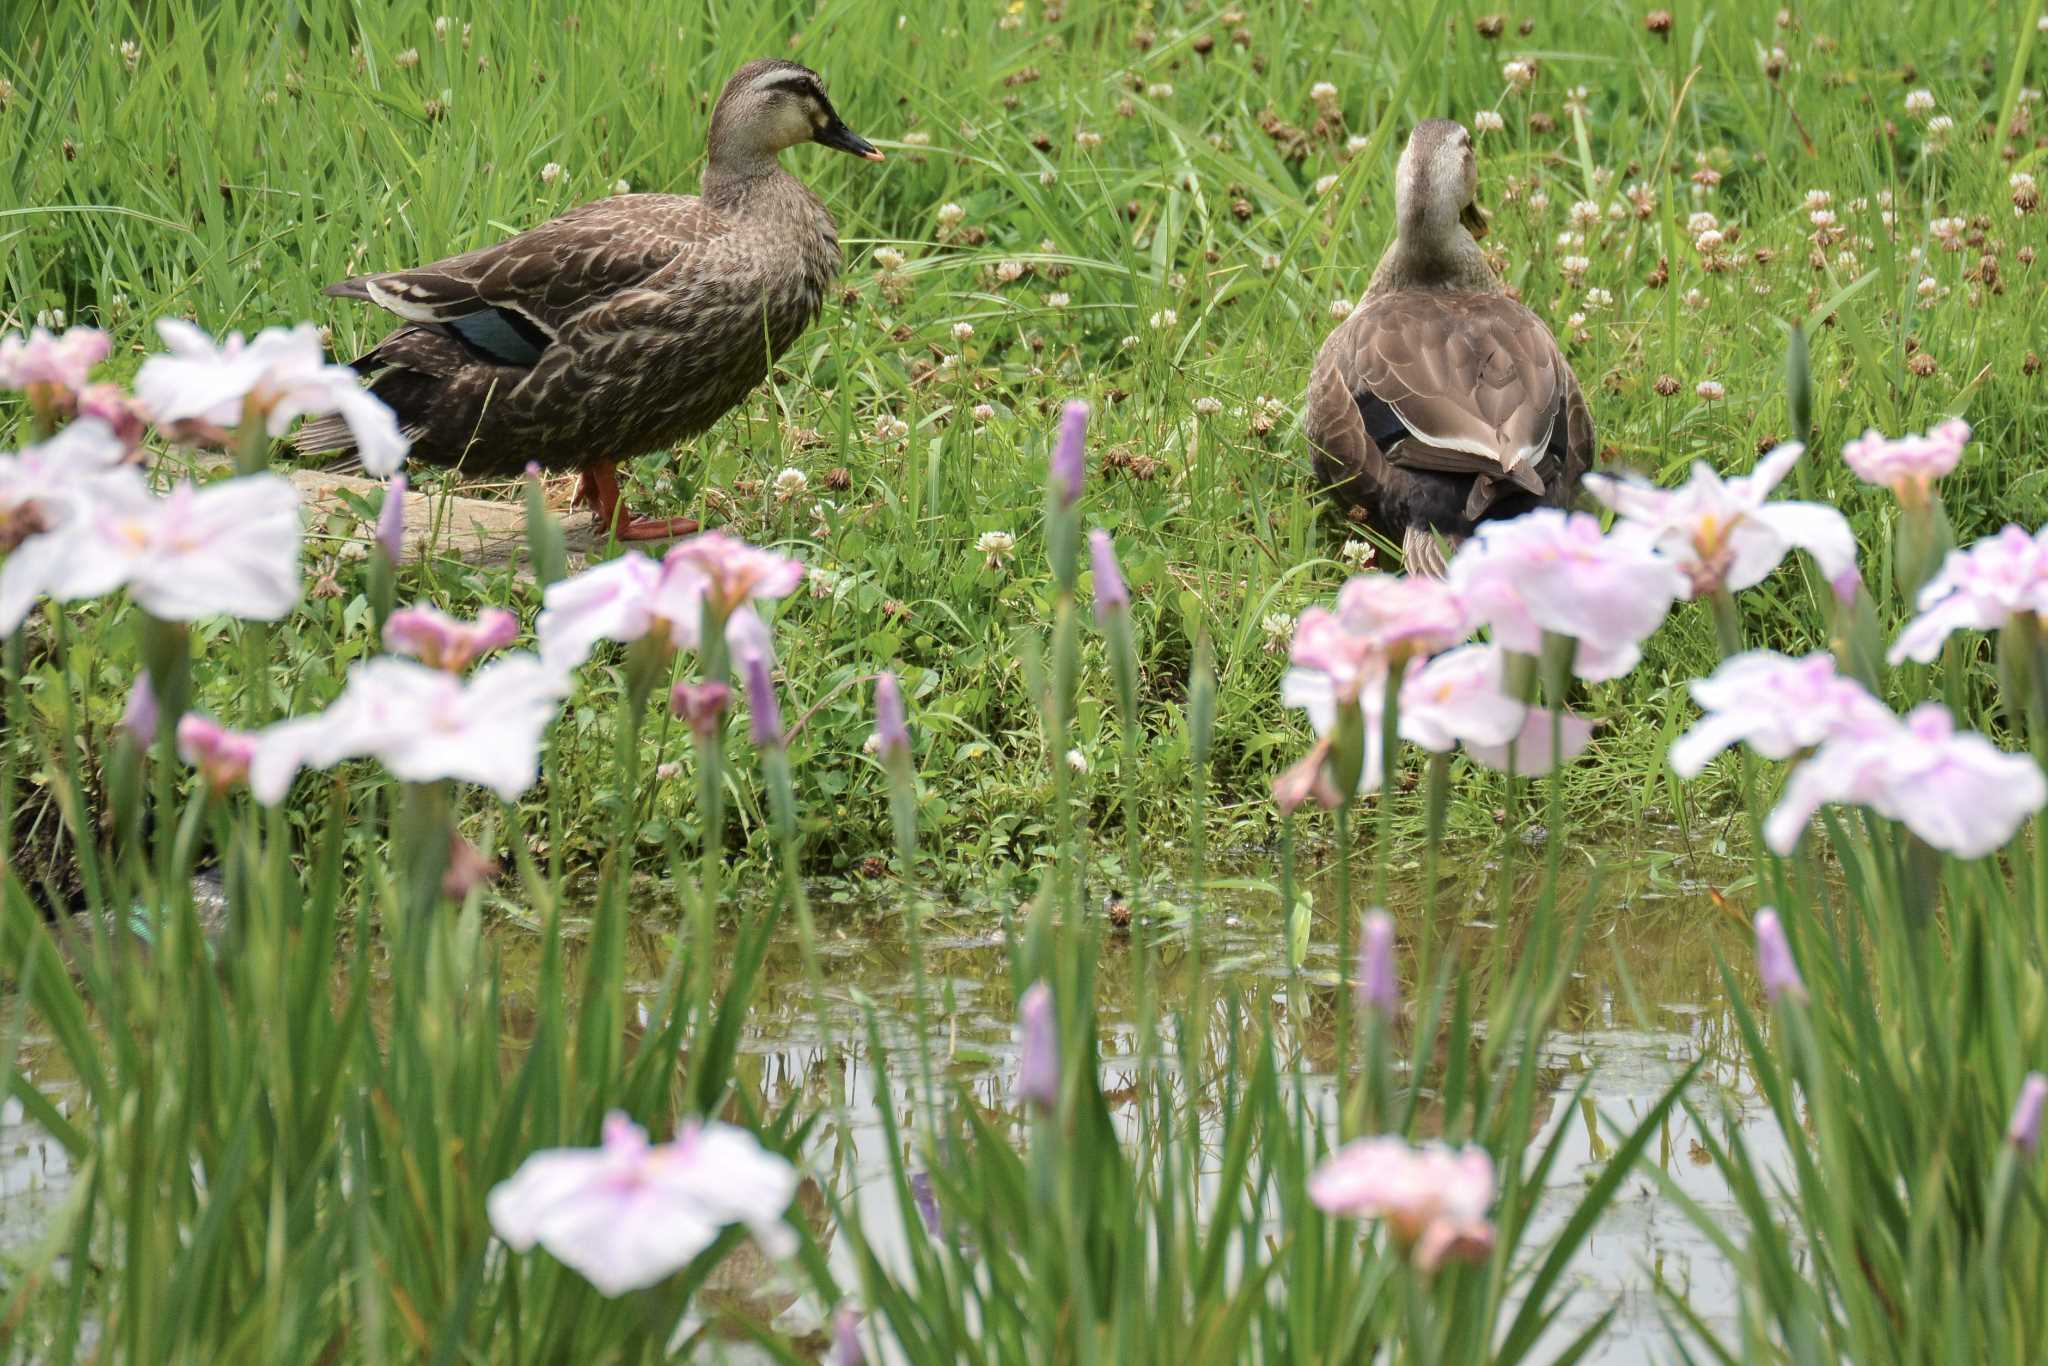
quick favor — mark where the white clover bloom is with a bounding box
[611,179,631,196]
[1074,129,1103,150]
[1905,89,1935,117]
[1585,287,1614,308]
[1194,396,1223,416]
[1330,297,1354,320]
[936,202,966,227]
[1694,228,1725,253]
[1046,291,1070,308]
[874,414,910,442]
[1804,189,1832,210]
[1569,199,1600,229]
[1149,309,1177,329]
[1695,379,1725,401]
[1145,82,1174,99]
[1473,109,1505,134]
[1502,60,1534,89]
[1065,748,1088,773]
[971,403,995,423]
[540,162,564,184]
[977,529,1016,567]
[773,467,808,501]
[1310,81,1339,103]
[1927,114,1955,136]
[1314,174,1341,197]
[873,246,906,271]
[951,321,975,343]
[995,260,1025,282]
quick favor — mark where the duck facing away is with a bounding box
[302,59,884,540]
[1304,119,1591,574]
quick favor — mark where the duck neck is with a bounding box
[1368,227,1496,295]
[703,146,794,212]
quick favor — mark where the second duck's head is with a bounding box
[1393,119,1488,245]
[709,59,885,166]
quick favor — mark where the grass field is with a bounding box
[7,2,2048,1362]
[8,0,2045,878]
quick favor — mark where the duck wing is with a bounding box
[1333,291,1578,520]
[325,194,726,367]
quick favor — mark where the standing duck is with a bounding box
[1304,119,1591,575]
[301,59,884,541]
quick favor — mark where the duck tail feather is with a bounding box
[1399,525,1455,579]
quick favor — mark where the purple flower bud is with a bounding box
[121,671,159,747]
[742,650,783,748]
[1357,908,1398,1015]
[873,670,910,763]
[2009,1072,2048,1156]
[524,461,543,478]
[1051,400,1089,508]
[830,1306,865,1366]
[669,680,732,741]
[376,473,407,565]
[1088,529,1128,622]
[1829,565,1862,609]
[908,1170,942,1237]
[1017,980,1059,1110]
[1754,909,1808,1005]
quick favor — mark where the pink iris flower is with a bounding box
[176,714,260,793]
[538,535,797,673]
[0,471,302,638]
[134,319,409,475]
[663,531,805,621]
[1763,703,2047,859]
[1842,419,1968,504]
[486,1111,798,1297]
[249,654,569,804]
[1669,651,1895,777]
[1308,1136,1498,1273]
[1889,524,2048,665]
[383,604,520,672]
[0,418,137,551]
[1583,444,1857,600]
[1447,509,1686,681]
[0,325,110,397]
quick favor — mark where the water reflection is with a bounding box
[5,850,1780,1361]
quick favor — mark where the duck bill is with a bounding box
[815,118,885,161]
[1460,200,1490,239]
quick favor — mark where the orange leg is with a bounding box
[574,461,701,543]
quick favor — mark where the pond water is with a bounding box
[4,845,1782,1360]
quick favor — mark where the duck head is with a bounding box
[1393,119,1489,245]
[708,59,885,167]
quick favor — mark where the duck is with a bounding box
[1304,118,1591,575]
[300,58,884,541]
